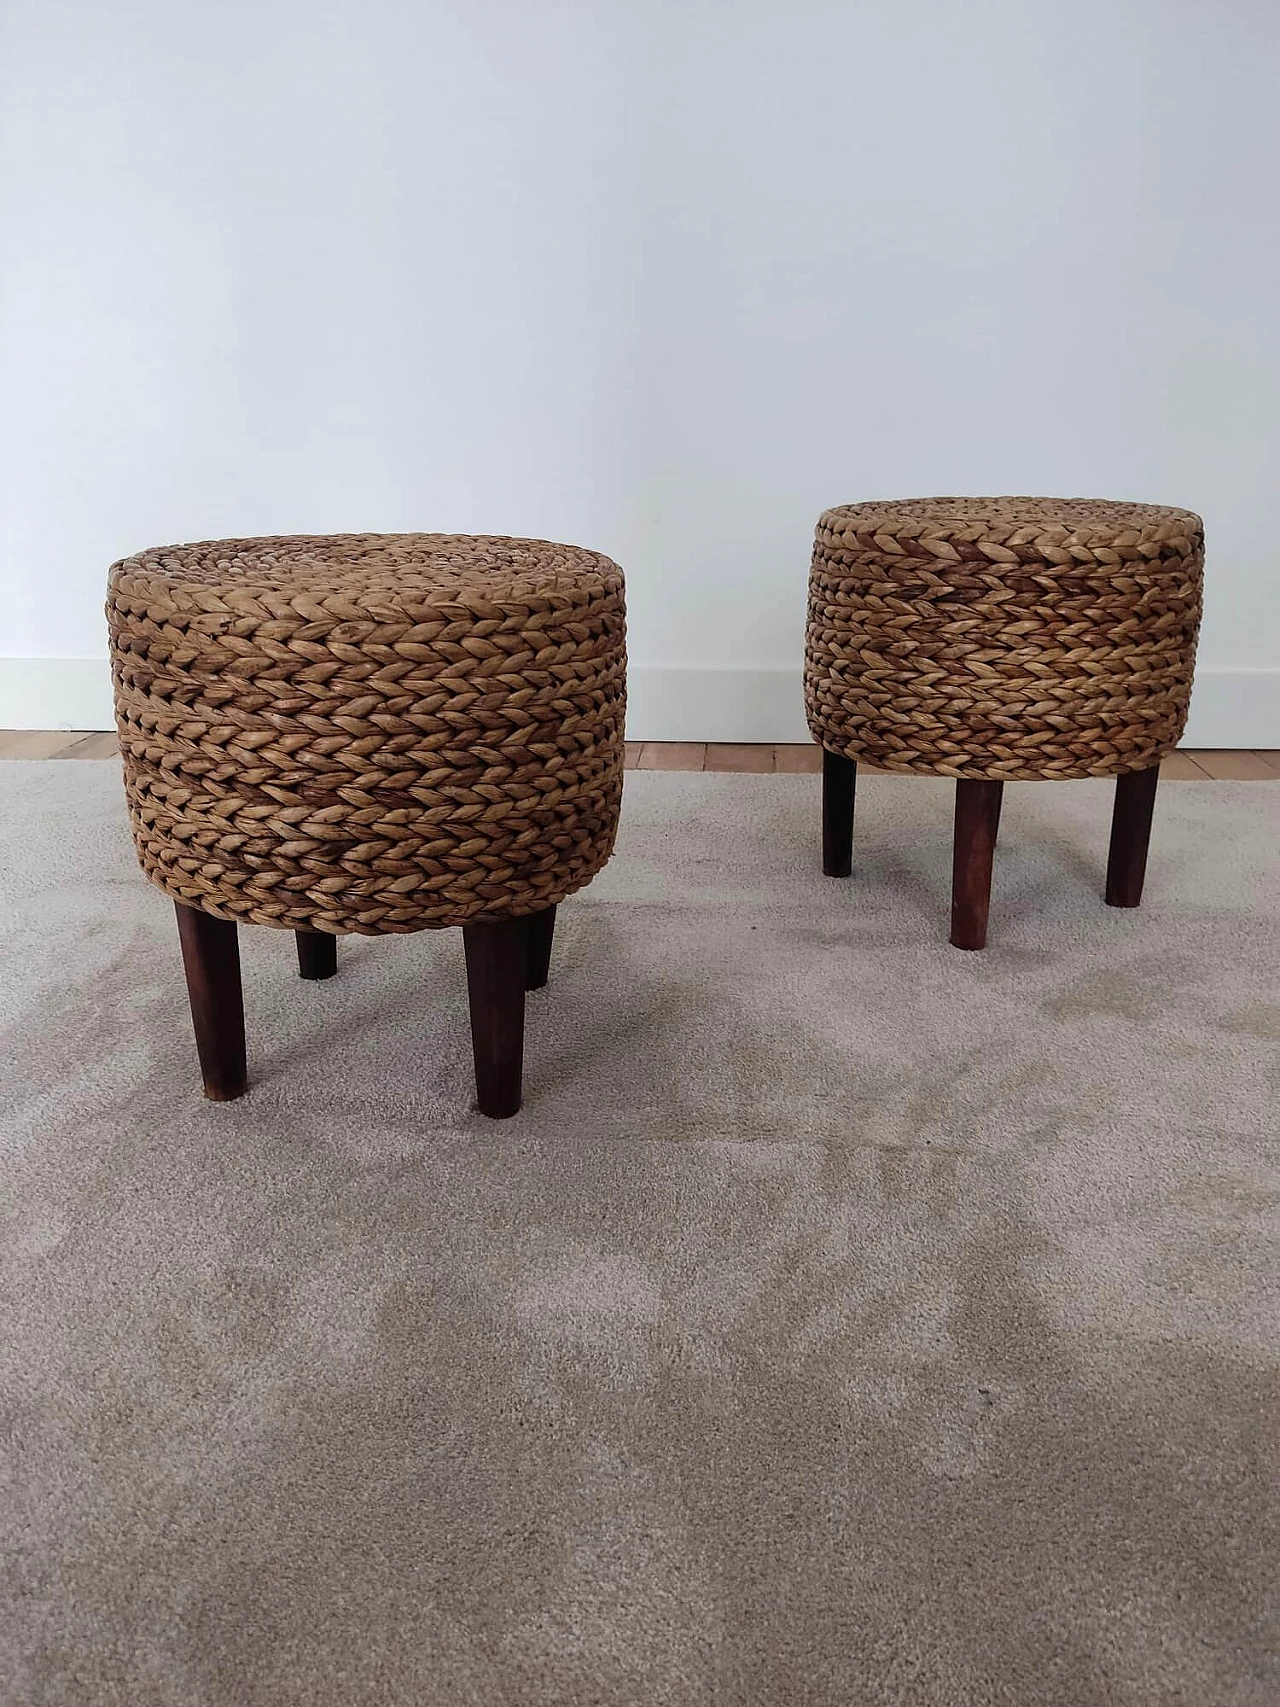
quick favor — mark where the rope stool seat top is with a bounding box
[805,497,1203,781]
[107,534,627,934]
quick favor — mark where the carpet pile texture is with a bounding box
[1,763,1277,1706]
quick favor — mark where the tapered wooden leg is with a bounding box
[525,906,557,991]
[951,780,1004,950]
[822,749,857,877]
[463,919,527,1118]
[296,930,337,980]
[1106,764,1160,908]
[174,902,247,1101]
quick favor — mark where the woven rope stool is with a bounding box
[107,534,627,1115]
[805,498,1203,948]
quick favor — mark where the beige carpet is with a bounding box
[1,762,1277,1707]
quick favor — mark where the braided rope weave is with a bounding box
[107,535,627,933]
[805,498,1203,780]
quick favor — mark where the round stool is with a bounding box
[107,533,627,1114]
[805,498,1203,947]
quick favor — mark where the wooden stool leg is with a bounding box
[1106,764,1160,908]
[174,902,247,1100]
[295,930,337,980]
[463,919,527,1118]
[951,780,1004,950]
[822,749,857,877]
[525,905,557,991]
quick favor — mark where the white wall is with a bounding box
[2,0,1277,741]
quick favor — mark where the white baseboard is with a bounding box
[1180,670,1280,747]
[0,658,115,731]
[2,656,1277,748]
[626,667,811,743]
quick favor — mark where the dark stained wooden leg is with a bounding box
[174,901,247,1101]
[822,749,857,877]
[525,905,557,991]
[951,780,1004,950]
[463,919,527,1118]
[295,930,337,980]
[1106,764,1160,908]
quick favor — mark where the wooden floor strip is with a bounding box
[704,744,775,773]
[1191,749,1280,781]
[1159,751,1212,780]
[4,733,1279,779]
[639,742,706,771]
[773,744,823,774]
[53,732,120,760]
[0,730,91,759]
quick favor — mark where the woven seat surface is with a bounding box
[108,534,627,933]
[805,497,1203,780]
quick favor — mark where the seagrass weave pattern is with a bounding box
[107,535,627,933]
[805,498,1203,780]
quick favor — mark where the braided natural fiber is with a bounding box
[107,535,627,933]
[805,498,1203,780]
